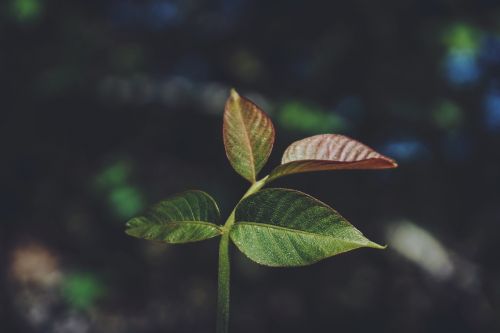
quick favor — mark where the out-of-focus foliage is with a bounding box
[9,0,42,23]
[62,273,105,310]
[432,100,463,131]
[278,102,348,134]
[93,161,145,219]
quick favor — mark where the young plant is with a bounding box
[125,89,397,333]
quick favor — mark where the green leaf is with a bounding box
[223,89,275,183]
[125,190,222,244]
[230,188,384,267]
[269,134,397,181]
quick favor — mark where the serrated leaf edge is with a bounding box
[230,225,384,267]
[229,188,386,267]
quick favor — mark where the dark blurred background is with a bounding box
[2,0,500,332]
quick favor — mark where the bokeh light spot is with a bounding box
[444,50,480,85]
[10,243,61,287]
[62,273,105,310]
[278,101,348,134]
[109,186,145,219]
[443,23,481,51]
[380,139,429,162]
[484,87,500,132]
[432,100,463,131]
[10,0,42,23]
[387,221,454,281]
[442,23,483,86]
[94,161,131,191]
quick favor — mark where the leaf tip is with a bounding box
[369,242,387,250]
[124,219,134,229]
[229,88,240,100]
[373,156,398,169]
[387,158,398,168]
[124,225,138,238]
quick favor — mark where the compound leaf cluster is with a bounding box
[125,88,397,266]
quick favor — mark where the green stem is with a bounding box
[216,175,269,333]
[216,232,230,333]
[222,175,269,232]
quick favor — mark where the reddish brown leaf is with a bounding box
[223,89,275,183]
[269,134,397,180]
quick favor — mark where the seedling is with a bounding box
[125,89,397,333]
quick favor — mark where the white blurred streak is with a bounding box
[387,221,455,281]
[387,221,481,292]
[98,75,273,117]
[159,76,194,107]
[200,82,228,114]
[52,314,90,333]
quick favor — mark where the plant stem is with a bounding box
[222,175,269,232]
[216,232,230,333]
[216,175,269,333]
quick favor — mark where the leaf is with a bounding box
[269,134,397,180]
[125,190,222,244]
[230,188,384,267]
[223,89,275,183]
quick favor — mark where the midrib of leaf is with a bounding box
[269,159,390,181]
[234,102,256,182]
[233,222,381,247]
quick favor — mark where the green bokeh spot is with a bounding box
[278,101,347,134]
[10,0,42,22]
[94,161,131,192]
[432,100,463,131]
[109,186,145,219]
[443,23,481,52]
[62,273,105,310]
